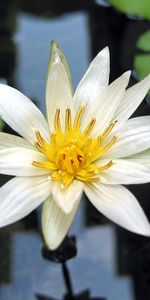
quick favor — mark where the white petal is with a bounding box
[127,149,150,168]
[42,195,79,250]
[98,159,150,184]
[0,176,51,227]
[80,71,130,135]
[104,116,150,158]
[46,41,73,131]
[51,180,84,213]
[91,71,131,135]
[84,183,150,236]
[0,147,50,176]
[73,47,110,109]
[0,84,49,144]
[0,132,34,150]
[114,74,150,123]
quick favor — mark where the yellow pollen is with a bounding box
[33,107,117,187]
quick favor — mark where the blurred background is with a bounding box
[0,0,150,299]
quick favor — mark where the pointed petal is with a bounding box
[73,47,110,109]
[84,183,150,236]
[0,147,50,176]
[104,116,150,158]
[0,132,34,150]
[80,71,130,135]
[51,180,83,213]
[46,41,73,131]
[91,71,131,135]
[42,195,79,250]
[127,149,150,168]
[0,84,49,144]
[114,74,150,123]
[99,159,150,184]
[0,176,51,227]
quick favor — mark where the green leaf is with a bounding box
[109,0,150,20]
[134,54,150,96]
[134,54,150,80]
[137,30,150,51]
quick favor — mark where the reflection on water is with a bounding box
[0,228,133,300]
[0,1,150,300]
[14,11,89,114]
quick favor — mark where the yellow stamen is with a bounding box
[54,109,62,133]
[82,118,96,137]
[32,161,57,170]
[73,106,85,128]
[91,136,117,162]
[36,131,46,146]
[98,160,113,171]
[101,136,117,153]
[101,121,117,139]
[65,108,72,132]
[33,106,117,186]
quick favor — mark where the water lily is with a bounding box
[0,41,150,250]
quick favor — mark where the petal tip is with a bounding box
[142,73,150,85]
[120,70,131,86]
[63,206,74,214]
[44,239,60,251]
[54,200,74,214]
[50,40,61,63]
[144,73,150,79]
[97,46,110,59]
[51,40,59,52]
[140,225,150,237]
[124,70,131,78]
[132,219,150,237]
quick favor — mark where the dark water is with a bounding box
[0,1,150,299]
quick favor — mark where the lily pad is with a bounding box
[134,54,150,80]
[134,30,150,97]
[137,30,150,51]
[134,54,150,97]
[109,0,150,20]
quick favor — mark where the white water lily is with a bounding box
[0,41,150,250]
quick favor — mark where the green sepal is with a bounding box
[46,40,74,95]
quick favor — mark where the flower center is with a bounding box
[56,144,85,174]
[32,107,117,187]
